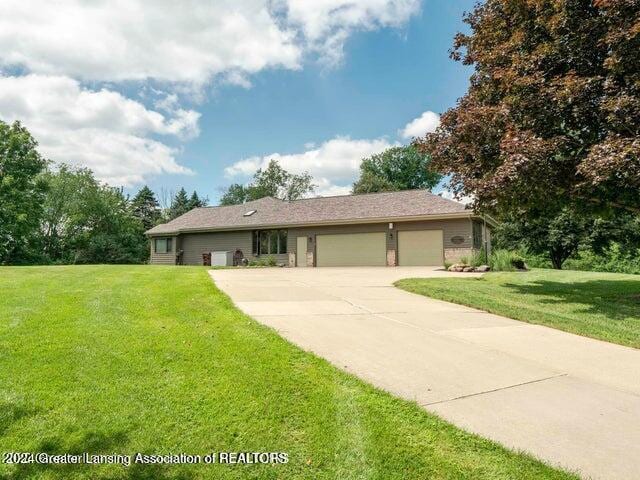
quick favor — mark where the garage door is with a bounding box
[316,232,386,267]
[398,230,443,266]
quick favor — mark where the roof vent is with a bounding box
[243,209,257,217]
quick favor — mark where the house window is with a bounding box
[252,230,287,255]
[472,222,483,249]
[154,238,172,254]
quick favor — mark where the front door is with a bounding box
[296,236,307,267]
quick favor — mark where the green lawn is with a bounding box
[0,266,574,479]
[396,269,640,349]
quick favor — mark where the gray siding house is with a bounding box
[146,190,493,267]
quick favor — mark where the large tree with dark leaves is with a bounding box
[420,0,640,216]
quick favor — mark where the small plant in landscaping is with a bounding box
[247,256,278,267]
[488,249,517,272]
[470,250,488,267]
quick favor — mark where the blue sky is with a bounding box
[0,0,475,204]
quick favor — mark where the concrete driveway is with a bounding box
[209,267,640,479]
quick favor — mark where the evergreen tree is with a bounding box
[130,186,161,231]
[168,188,190,220]
[188,191,208,210]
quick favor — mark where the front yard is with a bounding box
[396,269,640,349]
[0,266,573,479]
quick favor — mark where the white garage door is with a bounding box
[398,230,443,266]
[316,232,386,267]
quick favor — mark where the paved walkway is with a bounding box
[209,267,640,479]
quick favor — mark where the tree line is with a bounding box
[0,121,208,265]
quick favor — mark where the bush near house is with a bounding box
[459,250,526,272]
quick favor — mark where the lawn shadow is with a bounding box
[502,278,640,322]
[0,399,42,436]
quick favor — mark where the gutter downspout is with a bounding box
[482,215,488,261]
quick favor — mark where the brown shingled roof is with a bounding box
[146,189,471,235]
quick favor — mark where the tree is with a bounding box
[40,165,146,264]
[419,0,640,217]
[283,170,315,202]
[0,121,48,264]
[219,160,315,205]
[40,165,94,261]
[130,186,161,231]
[220,184,249,206]
[167,188,190,220]
[187,191,208,210]
[165,188,208,219]
[495,208,588,269]
[498,208,640,269]
[352,145,442,194]
[352,171,397,194]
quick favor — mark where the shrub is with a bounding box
[489,249,517,271]
[247,255,278,267]
[510,252,526,270]
[519,249,551,268]
[563,244,640,275]
[518,243,640,274]
[470,250,488,267]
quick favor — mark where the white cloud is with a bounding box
[281,0,421,66]
[0,74,198,186]
[0,1,422,187]
[400,110,440,139]
[0,0,301,85]
[0,0,420,84]
[313,179,353,197]
[225,136,397,196]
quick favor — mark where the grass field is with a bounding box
[0,265,576,479]
[396,269,640,349]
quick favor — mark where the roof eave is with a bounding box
[145,211,477,236]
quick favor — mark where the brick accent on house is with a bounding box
[386,249,397,267]
[306,251,314,267]
[444,247,474,263]
[288,252,296,267]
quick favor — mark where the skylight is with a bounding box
[243,210,257,216]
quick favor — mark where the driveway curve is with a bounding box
[210,266,640,480]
